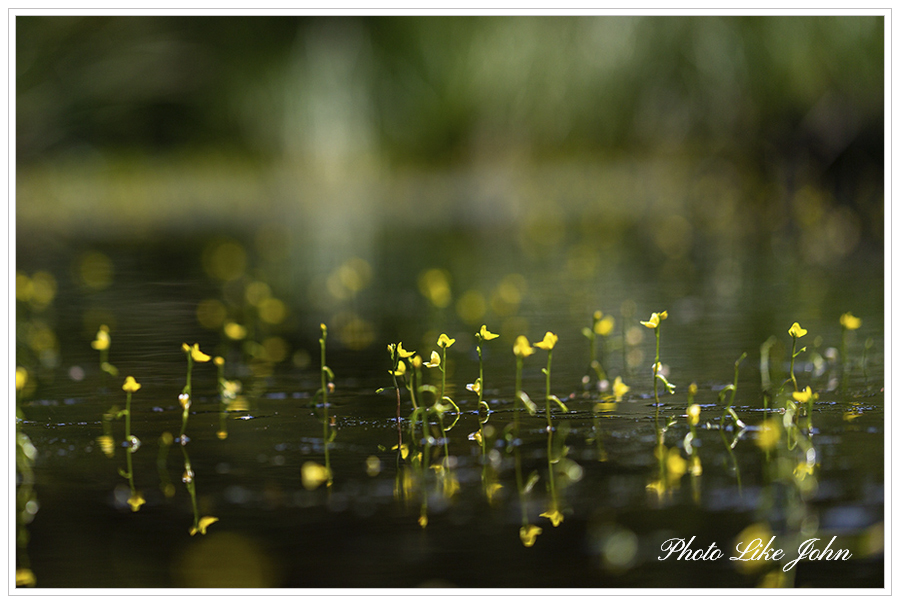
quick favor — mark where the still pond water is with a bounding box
[15,223,884,589]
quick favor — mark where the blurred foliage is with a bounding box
[18,16,883,177]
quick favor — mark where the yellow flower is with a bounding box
[127,491,145,512]
[794,462,816,480]
[640,311,668,329]
[478,325,499,340]
[390,360,407,376]
[466,379,482,396]
[540,507,564,527]
[687,404,701,426]
[15,367,27,391]
[301,461,331,490]
[16,568,36,587]
[612,376,630,402]
[792,386,817,404]
[190,516,219,536]
[595,316,615,336]
[424,351,441,368]
[418,513,428,528]
[519,524,543,547]
[667,449,687,481]
[186,343,211,363]
[534,331,558,351]
[437,333,456,348]
[214,356,224,366]
[122,376,141,393]
[411,354,422,369]
[178,393,191,409]
[788,322,807,338]
[840,312,862,330]
[688,382,698,397]
[513,335,534,358]
[91,325,111,351]
[396,342,415,359]
[97,435,115,457]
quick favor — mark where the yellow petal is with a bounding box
[424,350,441,368]
[595,316,615,336]
[534,331,558,350]
[640,313,660,329]
[479,325,499,340]
[190,344,211,363]
[182,342,191,353]
[612,376,630,402]
[122,376,141,393]
[513,335,534,358]
[396,342,415,359]
[214,356,224,366]
[391,360,407,376]
[437,333,456,348]
[687,404,701,426]
[840,312,862,330]
[788,322,807,338]
[224,322,247,340]
[301,461,331,490]
[792,387,817,404]
[16,568,36,587]
[519,524,542,547]
[97,435,115,457]
[91,327,111,351]
[127,491,145,512]
[197,516,219,535]
[540,508,564,527]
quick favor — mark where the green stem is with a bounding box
[653,327,661,422]
[789,335,798,392]
[544,350,553,430]
[320,330,331,486]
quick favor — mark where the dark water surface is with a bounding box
[15,222,884,589]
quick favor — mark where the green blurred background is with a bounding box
[16,14,885,358]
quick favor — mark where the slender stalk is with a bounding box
[789,334,799,392]
[320,325,332,486]
[544,350,553,430]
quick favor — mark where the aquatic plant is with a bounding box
[535,331,569,430]
[15,369,37,587]
[316,324,335,487]
[180,343,211,442]
[213,356,241,440]
[385,342,415,447]
[181,445,218,536]
[787,322,807,392]
[640,311,675,421]
[119,376,144,512]
[470,324,499,492]
[91,324,118,378]
[718,352,748,431]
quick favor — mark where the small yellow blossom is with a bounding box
[513,335,534,358]
[190,516,219,536]
[91,325,111,351]
[595,316,615,336]
[667,449,687,481]
[478,325,499,340]
[688,382,698,397]
[418,514,428,528]
[396,342,415,359]
[411,354,422,369]
[178,393,191,409]
[301,461,331,490]
[794,462,816,480]
[466,379,482,396]
[390,360,407,376]
[792,387,817,404]
[16,568,36,587]
[612,376,630,402]
[788,322,807,338]
[190,343,211,362]
[214,356,224,366]
[687,404,701,426]
[97,435,115,457]
[519,524,543,547]
[540,507,564,527]
[640,311,668,329]
[15,367,27,391]
[391,443,410,459]
[122,376,141,393]
[127,491,145,512]
[534,331,558,351]
[437,333,456,348]
[424,351,441,368]
[840,312,862,330]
